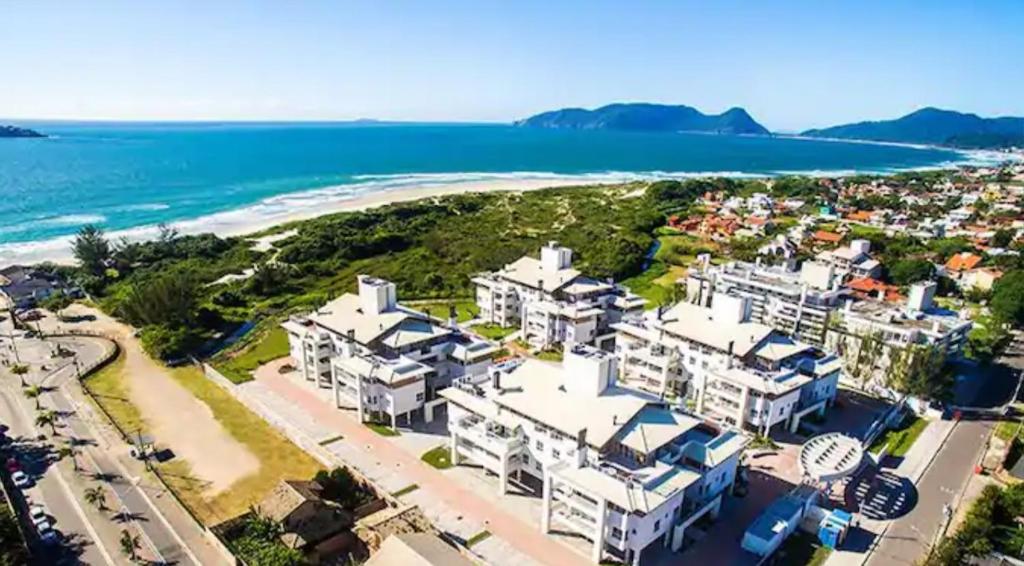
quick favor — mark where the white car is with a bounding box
[28,505,47,527]
[11,471,30,488]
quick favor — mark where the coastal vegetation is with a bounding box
[924,482,1024,565]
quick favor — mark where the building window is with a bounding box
[552,450,560,459]
[415,392,424,402]
[654,520,661,532]
[536,440,544,451]
[611,527,623,540]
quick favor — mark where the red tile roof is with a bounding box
[945,252,982,272]
[813,230,843,244]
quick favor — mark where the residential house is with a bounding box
[815,240,882,281]
[440,344,747,564]
[0,265,71,309]
[825,282,972,397]
[612,296,841,435]
[283,275,499,429]
[473,242,645,349]
[365,533,474,566]
[257,480,353,556]
[686,260,846,346]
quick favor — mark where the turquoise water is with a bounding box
[0,122,968,252]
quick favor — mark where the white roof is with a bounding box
[712,366,811,396]
[495,256,580,293]
[617,406,701,454]
[454,359,658,449]
[366,533,474,566]
[551,461,699,514]
[751,333,814,362]
[333,354,432,386]
[659,302,775,357]
[309,294,448,347]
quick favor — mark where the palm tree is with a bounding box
[35,410,58,436]
[58,441,80,471]
[23,385,42,409]
[84,486,107,511]
[10,364,28,387]
[118,529,140,562]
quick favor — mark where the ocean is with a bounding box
[0,122,983,263]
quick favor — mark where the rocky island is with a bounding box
[0,124,46,138]
[515,102,769,135]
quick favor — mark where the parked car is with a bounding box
[37,524,59,545]
[11,471,30,488]
[29,505,47,527]
[4,457,20,472]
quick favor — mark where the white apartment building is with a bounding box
[283,275,499,428]
[815,239,882,281]
[613,296,842,436]
[687,259,847,346]
[826,281,972,395]
[440,345,747,564]
[473,242,646,349]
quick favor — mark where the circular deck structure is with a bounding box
[799,433,863,484]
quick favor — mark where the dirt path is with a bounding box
[55,304,259,495]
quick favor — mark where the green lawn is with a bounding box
[391,484,419,497]
[869,415,929,457]
[774,531,832,566]
[995,418,1024,443]
[536,349,564,362]
[466,530,492,548]
[366,422,400,437]
[470,323,517,341]
[421,445,453,469]
[211,325,291,384]
[405,298,479,322]
[621,261,675,305]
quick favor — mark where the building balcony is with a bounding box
[551,505,600,539]
[453,414,525,456]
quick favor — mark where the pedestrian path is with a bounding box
[239,372,586,566]
[825,418,956,566]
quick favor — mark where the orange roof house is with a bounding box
[945,252,982,273]
[813,230,843,244]
[847,277,902,302]
[846,210,872,222]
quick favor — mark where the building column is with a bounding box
[541,472,553,534]
[390,409,397,432]
[450,432,460,466]
[331,365,341,409]
[355,376,365,423]
[631,545,642,566]
[592,497,607,564]
[499,452,509,496]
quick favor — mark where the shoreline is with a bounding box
[1,142,1018,268]
[0,177,596,266]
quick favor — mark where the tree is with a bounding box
[992,270,1024,328]
[845,331,886,389]
[888,258,935,286]
[10,364,28,387]
[119,529,141,562]
[992,228,1016,249]
[73,224,112,276]
[84,486,107,511]
[22,385,42,409]
[35,410,58,436]
[885,344,949,401]
[40,291,73,320]
[58,441,80,472]
[138,324,201,362]
[112,271,198,328]
[965,315,1012,362]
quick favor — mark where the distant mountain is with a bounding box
[515,103,770,135]
[801,108,1024,149]
[0,125,45,138]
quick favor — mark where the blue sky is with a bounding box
[2,1,1022,131]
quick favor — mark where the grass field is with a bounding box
[869,415,928,457]
[161,365,323,523]
[774,531,832,566]
[470,323,517,341]
[405,298,479,322]
[211,325,291,384]
[82,352,149,437]
[421,445,453,469]
[86,354,322,524]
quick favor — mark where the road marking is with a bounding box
[3,388,116,566]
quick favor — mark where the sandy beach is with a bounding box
[0,176,610,266]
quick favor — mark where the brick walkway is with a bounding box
[254,371,589,566]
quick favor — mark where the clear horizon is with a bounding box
[3,1,1023,131]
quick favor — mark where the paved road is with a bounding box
[0,384,110,565]
[865,418,992,565]
[43,337,201,566]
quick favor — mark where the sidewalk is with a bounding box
[825,418,956,566]
[240,369,588,566]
